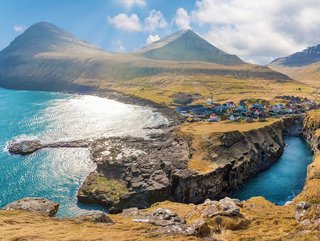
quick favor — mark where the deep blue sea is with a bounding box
[231,136,313,204]
[0,88,169,217]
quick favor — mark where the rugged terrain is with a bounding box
[1,22,320,240]
[2,111,320,240]
[269,44,320,89]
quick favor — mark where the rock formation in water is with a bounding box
[7,138,90,155]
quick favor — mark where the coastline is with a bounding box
[1,85,315,214]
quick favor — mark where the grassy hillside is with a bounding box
[269,62,320,89]
[0,22,314,105]
[137,29,244,65]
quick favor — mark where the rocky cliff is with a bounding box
[78,116,303,213]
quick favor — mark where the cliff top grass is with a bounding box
[178,118,281,174]
[180,118,278,136]
[304,110,320,131]
[1,197,319,241]
[82,72,315,106]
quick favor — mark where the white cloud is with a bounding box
[174,8,191,30]
[120,0,146,8]
[108,13,142,32]
[113,39,126,52]
[13,24,25,33]
[145,10,168,32]
[191,0,320,64]
[146,34,160,45]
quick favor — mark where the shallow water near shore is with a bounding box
[231,136,313,205]
[0,88,169,216]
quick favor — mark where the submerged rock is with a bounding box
[7,139,42,155]
[3,197,59,217]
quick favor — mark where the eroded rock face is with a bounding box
[3,197,59,217]
[78,116,302,213]
[78,128,191,212]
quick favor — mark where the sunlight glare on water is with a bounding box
[0,88,169,216]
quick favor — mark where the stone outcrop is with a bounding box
[78,116,303,213]
[3,197,59,217]
[73,211,114,224]
[7,138,90,155]
[7,139,43,155]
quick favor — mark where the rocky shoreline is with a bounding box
[77,115,304,213]
[7,115,305,214]
[4,111,320,239]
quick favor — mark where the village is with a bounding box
[176,95,320,123]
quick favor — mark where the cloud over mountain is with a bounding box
[190,0,320,64]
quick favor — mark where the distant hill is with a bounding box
[0,22,106,58]
[269,44,320,87]
[0,22,304,105]
[137,29,244,65]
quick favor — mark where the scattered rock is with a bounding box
[295,201,311,221]
[156,219,211,237]
[74,211,114,224]
[202,197,242,218]
[121,207,140,217]
[3,197,59,217]
[191,219,211,237]
[150,208,186,226]
[298,218,320,231]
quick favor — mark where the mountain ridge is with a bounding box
[0,21,304,105]
[269,43,320,87]
[270,43,320,67]
[136,29,245,65]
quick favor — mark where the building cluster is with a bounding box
[176,96,319,123]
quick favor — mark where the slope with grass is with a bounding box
[0,22,310,105]
[269,44,320,89]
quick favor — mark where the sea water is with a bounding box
[231,136,313,205]
[0,88,169,216]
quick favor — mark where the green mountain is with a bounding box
[0,22,298,104]
[137,29,244,65]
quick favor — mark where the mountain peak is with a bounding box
[0,22,105,57]
[138,29,244,65]
[270,43,320,67]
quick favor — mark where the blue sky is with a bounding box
[0,0,319,64]
[0,0,198,53]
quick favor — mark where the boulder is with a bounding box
[150,208,186,226]
[3,197,59,217]
[191,219,211,237]
[121,207,140,217]
[74,211,114,224]
[7,139,43,155]
[202,197,242,218]
[156,219,211,237]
